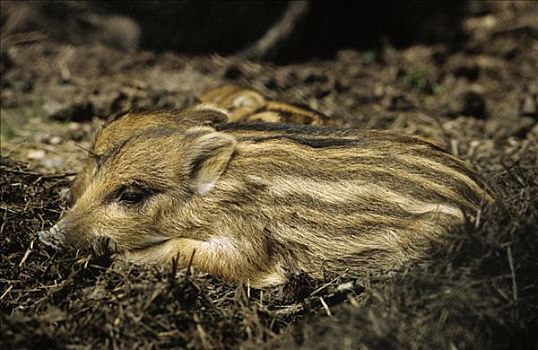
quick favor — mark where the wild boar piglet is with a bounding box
[69,84,323,203]
[40,109,493,287]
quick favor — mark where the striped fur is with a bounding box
[69,83,323,203]
[45,109,493,288]
[198,84,324,124]
[69,105,229,202]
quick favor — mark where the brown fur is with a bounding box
[43,107,494,288]
[69,106,227,202]
[198,84,324,124]
[70,85,323,203]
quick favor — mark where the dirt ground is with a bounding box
[1,2,537,349]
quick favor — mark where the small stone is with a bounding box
[49,136,62,145]
[41,158,64,169]
[27,149,46,160]
[68,122,81,131]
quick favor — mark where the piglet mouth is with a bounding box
[38,224,67,250]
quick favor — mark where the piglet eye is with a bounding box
[116,185,149,205]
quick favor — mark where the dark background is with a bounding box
[2,1,470,62]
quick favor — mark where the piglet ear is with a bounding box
[184,127,236,195]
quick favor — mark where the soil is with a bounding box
[1,2,537,349]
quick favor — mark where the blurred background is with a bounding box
[1,1,536,169]
[2,0,470,62]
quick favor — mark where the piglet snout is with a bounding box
[38,222,67,250]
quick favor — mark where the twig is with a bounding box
[500,160,526,187]
[186,249,196,280]
[0,285,13,301]
[237,1,310,60]
[58,46,75,82]
[474,208,482,229]
[270,303,304,316]
[309,274,343,296]
[18,239,35,267]
[506,245,518,306]
[319,296,333,318]
[194,314,214,349]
